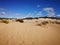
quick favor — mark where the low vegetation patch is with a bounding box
[42,21,48,25]
[16,19,24,23]
[55,21,60,24]
[1,19,9,24]
[35,21,38,23]
[48,20,60,24]
[36,23,42,26]
[36,21,49,26]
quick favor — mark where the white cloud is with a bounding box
[37,5,40,8]
[43,7,55,17]
[0,8,4,10]
[16,13,21,16]
[15,13,23,18]
[57,15,60,17]
[0,12,6,15]
[37,12,42,17]
[25,11,42,18]
[25,13,34,18]
[43,8,54,12]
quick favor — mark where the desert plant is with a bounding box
[36,21,49,26]
[55,21,60,24]
[41,21,48,25]
[35,21,38,23]
[1,19,9,24]
[16,19,24,23]
[36,23,42,26]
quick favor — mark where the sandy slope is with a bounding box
[0,20,60,45]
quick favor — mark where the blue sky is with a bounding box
[0,0,60,18]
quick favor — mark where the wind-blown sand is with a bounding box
[0,19,60,45]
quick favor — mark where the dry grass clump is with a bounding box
[1,19,9,24]
[36,21,49,26]
[35,21,38,23]
[41,21,49,25]
[36,23,42,26]
[36,19,60,26]
[55,21,60,24]
[48,20,60,24]
[47,19,55,24]
[16,19,24,23]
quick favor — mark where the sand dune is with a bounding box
[0,19,60,45]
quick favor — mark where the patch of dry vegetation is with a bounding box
[16,19,24,23]
[48,20,60,24]
[36,23,42,26]
[36,21,49,26]
[1,19,9,24]
[42,21,48,25]
[36,19,60,26]
[55,21,60,24]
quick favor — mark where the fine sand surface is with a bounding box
[0,19,60,45]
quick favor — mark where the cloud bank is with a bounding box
[0,8,4,10]
[43,8,55,17]
[0,12,6,15]
[37,12,42,17]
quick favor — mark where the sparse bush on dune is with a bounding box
[55,21,60,24]
[35,21,38,23]
[41,21,49,25]
[50,21,55,24]
[36,21,49,26]
[16,19,24,23]
[36,19,60,26]
[1,19,9,24]
[36,23,42,26]
[48,20,60,24]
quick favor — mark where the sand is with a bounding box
[0,19,60,45]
